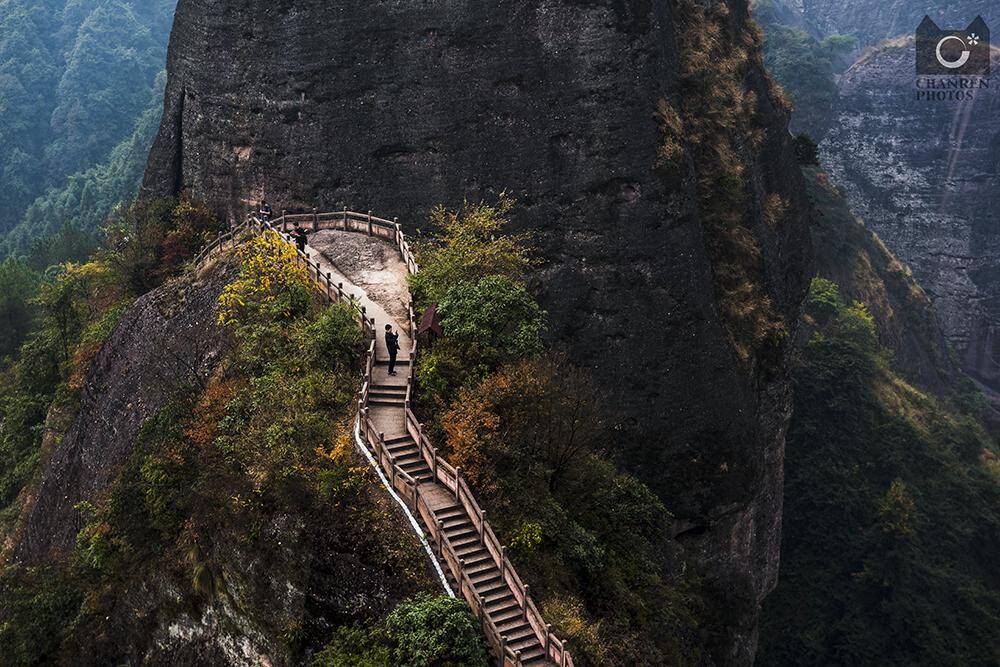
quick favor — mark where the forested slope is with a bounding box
[758,167,1000,666]
[0,0,175,259]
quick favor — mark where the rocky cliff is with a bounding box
[12,260,233,564]
[143,1,813,662]
[821,41,1000,398]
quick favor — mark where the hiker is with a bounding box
[385,324,400,376]
[291,223,308,253]
[259,200,273,221]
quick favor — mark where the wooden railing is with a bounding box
[200,209,572,667]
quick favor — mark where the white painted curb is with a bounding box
[353,417,455,598]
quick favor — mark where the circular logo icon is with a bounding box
[936,35,972,69]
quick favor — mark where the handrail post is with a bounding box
[343,206,348,230]
[501,546,508,582]
[455,467,462,501]
[545,624,552,660]
[436,520,444,557]
[432,447,438,480]
[479,510,486,543]
[367,210,373,236]
[312,207,318,231]
[523,585,530,621]
[281,209,287,231]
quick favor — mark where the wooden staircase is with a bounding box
[216,211,575,667]
[365,355,552,666]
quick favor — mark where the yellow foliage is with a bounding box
[763,193,790,229]
[217,230,311,325]
[542,596,609,665]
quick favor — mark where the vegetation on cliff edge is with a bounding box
[411,199,705,665]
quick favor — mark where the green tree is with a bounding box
[0,258,39,357]
[438,275,545,364]
[385,595,489,667]
[409,196,535,305]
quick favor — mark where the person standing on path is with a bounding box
[385,324,400,376]
[291,223,308,253]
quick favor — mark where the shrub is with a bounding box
[804,277,843,321]
[442,355,604,499]
[385,594,489,667]
[836,301,878,353]
[104,196,225,294]
[218,230,313,327]
[409,196,535,306]
[312,625,391,666]
[509,521,543,556]
[439,276,545,366]
[0,565,83,665]
[302,302,363,372]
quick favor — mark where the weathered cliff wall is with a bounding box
[821,41,1000,396]
[143,1,813,661]
[11,261,233,565]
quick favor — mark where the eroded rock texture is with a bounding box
[12,261,233,565]
[143,1,813,661]
[821,41,1000,395]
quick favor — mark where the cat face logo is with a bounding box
[917,16,990,75]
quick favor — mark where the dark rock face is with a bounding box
[12,261,232,565]
[821,41,1000,395]
[144,1,813,662]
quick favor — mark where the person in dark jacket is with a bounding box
[291,223,308,253]
[385,324,400,375]
[259,200,273,221]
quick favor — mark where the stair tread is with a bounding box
[436,506,463,517]
[501,625,536,643]
[470,565,500,581]
[518,646,548,663]
[484,589,515,604]
[492,607,524,626]
[509,635,542,651]
[446,526,477,539]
